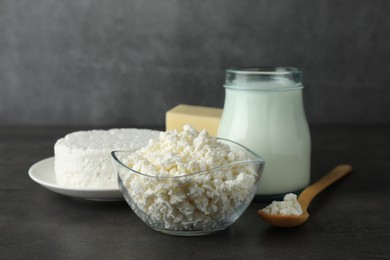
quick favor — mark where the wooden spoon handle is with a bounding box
[298,164,352,210]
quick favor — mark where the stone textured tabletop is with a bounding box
[0,125,389,259]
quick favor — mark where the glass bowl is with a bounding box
[111,138,265,236]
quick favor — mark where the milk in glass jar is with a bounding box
[217,67,311,200]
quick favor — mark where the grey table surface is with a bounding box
[0,125,389,259]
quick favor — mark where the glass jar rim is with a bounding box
[226,66,300,74]
[225,66,302,91]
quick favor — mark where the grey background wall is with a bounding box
[0,0,389,126]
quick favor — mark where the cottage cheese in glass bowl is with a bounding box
[111,125,264,236]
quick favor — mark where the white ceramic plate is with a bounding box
[28,157,123,201]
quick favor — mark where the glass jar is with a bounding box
[217,67,311,201]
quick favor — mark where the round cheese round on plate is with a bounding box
[54,128,161,189]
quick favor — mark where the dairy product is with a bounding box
[261,193,303,216]
[119,125,260,231]
[54,128,160,188]
[218,78,311,196]
[166,104,222,136]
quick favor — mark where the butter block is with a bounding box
[166,105,223,136]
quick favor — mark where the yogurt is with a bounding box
[218,67,311,197]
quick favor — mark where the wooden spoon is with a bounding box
[258,164,352,228]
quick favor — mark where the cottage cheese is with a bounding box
[120,125,259,231]
[54,128,160,188]
[261,193,303,216]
